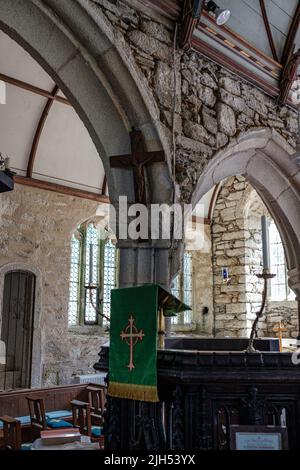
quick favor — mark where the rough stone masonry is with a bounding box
[93,0,297,202]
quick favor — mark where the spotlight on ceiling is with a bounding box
[205,1,231,26]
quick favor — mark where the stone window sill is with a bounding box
[68,325,108,336]
[268,300,297,308]
[172,322,197,333]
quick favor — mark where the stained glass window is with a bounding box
[183,252,193,324]
[171,251,193,325]
[269,221,295,301]
[84,223,100,324]
[68,221,118,326]
[68,234,81,326]
[102,239,117,325]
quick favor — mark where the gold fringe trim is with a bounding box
[108,381,159,403]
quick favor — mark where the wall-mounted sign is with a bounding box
[230,425,288,450]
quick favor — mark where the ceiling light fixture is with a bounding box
[205,1,231,26]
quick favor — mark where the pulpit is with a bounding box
[95,337,300,450]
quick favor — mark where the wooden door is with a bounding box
[0,270,36,390]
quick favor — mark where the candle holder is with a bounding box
[245,269,276,353]
[84,284,110,325]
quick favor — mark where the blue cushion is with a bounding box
[91,426,103,438]
[17,416,31,426]
[21,443,32,450]
[46,418,73,429]
[0,415,31,429]
[46,410,72,420]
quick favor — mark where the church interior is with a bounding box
[0,0,300,453]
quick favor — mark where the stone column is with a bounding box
[288,266,300,339]
[118,242,171,288]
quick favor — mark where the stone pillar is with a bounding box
[118,241,181,336]
[118,243,171,288]
[288,266,300,339]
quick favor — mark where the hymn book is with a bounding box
[41,428,81,445]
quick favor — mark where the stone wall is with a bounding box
[0,184,108,387]
[212,176,298,338]
[212,176,251,337]
[93,0,297,202]
[266,302,298,339]
[191,224,214,335]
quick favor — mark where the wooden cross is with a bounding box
[273,321,287,352]
[110,128,165,204]
[120,315,145,371]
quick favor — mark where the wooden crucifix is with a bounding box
[110,128,165,204]
[273,321,287,352]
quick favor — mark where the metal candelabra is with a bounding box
[246,269,276,353]
[84,284,110,324]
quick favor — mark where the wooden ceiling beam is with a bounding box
[281,2,300,66]
[101,175,107,196]
[14,175,109,203]
[0,73,70,105]
[278,49,300,105]
[259,0,278,62]
[27,85,59,178]
[278,3,300,105]
[179,0,204,50]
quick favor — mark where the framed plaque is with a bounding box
[229,426,288,450]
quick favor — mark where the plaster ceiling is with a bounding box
[0,30,216,218]
[215,0,300,61]
[0,30,105,195]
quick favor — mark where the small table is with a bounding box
[32,434,99,450]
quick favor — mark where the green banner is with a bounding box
[108,285,159,402]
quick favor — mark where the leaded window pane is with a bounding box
[102,239,117,325]
[171,251,193,325]
[183,252,193,324]
[68,221,118,327]
[269,221,295,301]
[84,223,99,324]
[68,234,80,326]
[171,274,180,324]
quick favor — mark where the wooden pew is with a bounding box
[0,383,105,448]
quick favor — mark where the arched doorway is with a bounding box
[191,128,300,299]
[0,270,35,389]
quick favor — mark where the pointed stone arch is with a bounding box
[191,128,300,298]
[0,0,173,205]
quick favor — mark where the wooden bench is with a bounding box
[0,383,106,448]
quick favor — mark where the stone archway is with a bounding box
[0,0,175,289]
[191,128,300,299]
[0,0,173,205]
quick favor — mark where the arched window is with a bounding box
[68,222,118,327]
[171,251,193,325]
[269,221,295,301]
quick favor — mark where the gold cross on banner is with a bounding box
[120,315,145,371]
[273,321,287,352]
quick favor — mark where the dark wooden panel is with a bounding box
[0,383,104,417]
[1,271,35,390]
[139,0,183,20]
[96,346,300,450]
